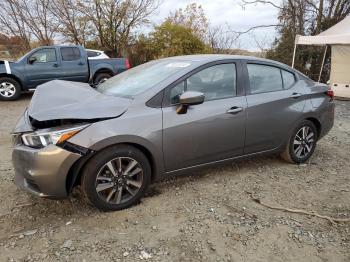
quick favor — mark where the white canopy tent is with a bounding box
[292,16,350,98]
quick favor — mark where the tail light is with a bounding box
[326,89,334,100]
[125,58,131,69]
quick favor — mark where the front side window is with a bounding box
[29,49,56,63]
[169,63,236,104]
[61,47,81,61]
[247,64,283,94]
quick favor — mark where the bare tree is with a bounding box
[0,0,31,49]
[50,0,90,45]
[241,0,350,36]
[0,0,58,46]
[243,0,350,80]
[208,25,241,54]
[16,0,58,45]
[77,0,160,55]
[252,33,272,54]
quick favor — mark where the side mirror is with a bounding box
[28,57,37,64]
[176,91,205,114]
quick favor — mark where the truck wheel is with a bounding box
[0,77,21,101]
[94,73,112,86]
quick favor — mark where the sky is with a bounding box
[146,0,281,51]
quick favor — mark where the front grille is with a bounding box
[11,134,22,146]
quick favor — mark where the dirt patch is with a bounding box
[0,95,349,261]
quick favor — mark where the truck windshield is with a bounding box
[97,60,191,98]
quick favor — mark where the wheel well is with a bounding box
[126,142,156,181]
[0,74,23,90]
[93,69,113,80]
[67,142,157,193]
[306,117,321,138]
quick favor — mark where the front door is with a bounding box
[24,47,61,88]
[162,62,247,172]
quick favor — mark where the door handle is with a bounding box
[290,92,301,98]
[227,107,243,114]
[78,62,85,65]
[53,63,59,68]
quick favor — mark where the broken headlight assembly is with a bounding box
[21,124,89,148]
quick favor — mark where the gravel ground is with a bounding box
[0,94,349,262]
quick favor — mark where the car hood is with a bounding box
[28,80,131,122]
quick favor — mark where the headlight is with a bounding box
[21,125,88,148]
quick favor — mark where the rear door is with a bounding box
[244,61,307,154]
[24,47,61,87]
[162,61,247,172]
[59,47,89,82]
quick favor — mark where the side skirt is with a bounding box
[164,146,283,177]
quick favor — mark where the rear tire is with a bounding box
[281,120,317,164]
[81,145,151,211]
[94,73,112,86]
[0,77,21,101]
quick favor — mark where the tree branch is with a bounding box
[242,0,283,10]
[228,24,282,35]
[247,191,350,224]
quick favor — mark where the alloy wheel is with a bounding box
[0,82,16,97]
[293,126,315,159]
[95,157,143,205]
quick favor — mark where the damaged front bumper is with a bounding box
[11,109,85,199]
[12,144,81,199]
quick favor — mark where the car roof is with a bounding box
[160,54,294,71]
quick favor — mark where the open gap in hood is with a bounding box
[29,116,114,129]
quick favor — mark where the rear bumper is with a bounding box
[12,144,81,199]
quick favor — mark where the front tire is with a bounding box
[281,120,317,164]
[81,145,151,211]
[0,77,21,101]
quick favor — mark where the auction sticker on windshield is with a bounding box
[165,62,191,68]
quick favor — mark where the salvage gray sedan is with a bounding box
[12,55,335,211]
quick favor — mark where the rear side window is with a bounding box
[61,47,81,61]
[282,70,295,89]
[247,64,283,94]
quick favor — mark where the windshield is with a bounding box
[97,60,192,98]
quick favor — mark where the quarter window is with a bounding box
[169,63,236,104]
[29,49,56,63]
[61,47,81,61]
[247,64,283,94]
[282,70,295,89]
[170,81,185,104]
